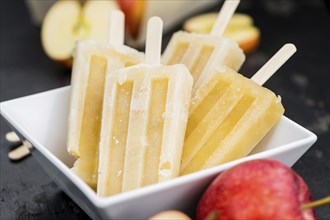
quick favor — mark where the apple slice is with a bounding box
[183,13,260,53]
[224,26,260,54]
[41,0,118,67]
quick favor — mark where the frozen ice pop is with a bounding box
[162,0,245,95]
[97,17,193,196]
[181,44,296,175]
[67,11,144,189]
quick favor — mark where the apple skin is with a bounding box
[117,0,145,39]
[197,159,315,220]
[238,33,260,54]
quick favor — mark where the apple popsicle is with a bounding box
[97,17,193,196]
[181,44,296,175]
[162,0,245,94]
[67,11,144,189]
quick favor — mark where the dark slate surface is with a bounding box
[1,0,329,219]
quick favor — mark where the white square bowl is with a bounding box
[0,86,317,219]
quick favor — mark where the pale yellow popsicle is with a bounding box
[181,65,284,175]
[97,17,193,196]
[67,41,143,189]
[162,32,244,91]
[162,0,245,95]
[97,64,192,196]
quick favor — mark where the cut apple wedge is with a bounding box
[184,13,260,53]
[224,26,260,54]
[41,0,118,67]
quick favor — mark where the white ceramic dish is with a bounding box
[0,86,317,219]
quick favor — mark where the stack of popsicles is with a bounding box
[68,12,193,196]
[67,0,296,196]
[97,17,192,196]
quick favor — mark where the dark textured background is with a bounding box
[1,0,329,219]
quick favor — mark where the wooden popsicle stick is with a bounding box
[108,10,125,46]
[211,0,240,36]
[251,44,297,85]
[8,140,32,161]
[5,131,20,143]
[145,16,163,65]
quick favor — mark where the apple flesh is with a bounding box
[183,13,260,54]
[197,159,315,220]
[41,0,118,67]
[149,210,191,220]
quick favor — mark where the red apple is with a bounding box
[116,0,145,39]
[197,159,315,220]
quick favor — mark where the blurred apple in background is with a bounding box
[184,13,260,54]
[39,0,258,67]
[116,0,145,40]
[39,0,218,67]
[41,0,118,67]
